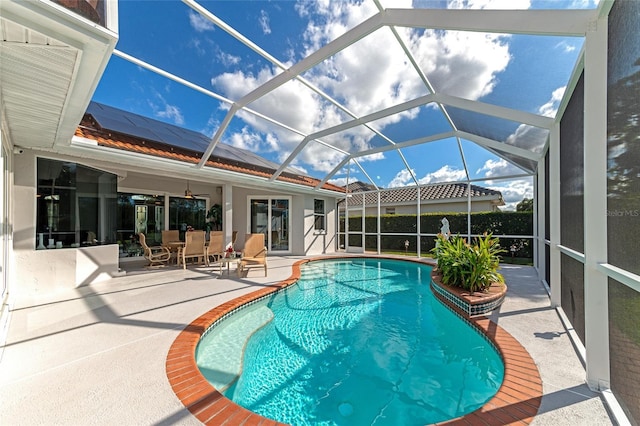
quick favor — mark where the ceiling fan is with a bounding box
[184,181,207,199]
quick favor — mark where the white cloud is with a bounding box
[476,158,523,178]
[486,178,534,211]
[210,0,518,176]
[156,104,184,125]
[503,87,565,154]
[226,126,264,151]
[149,93,184,125]
[188,10,215,33]
[538,86,565,117]
[259,10,272,35]
[202,114,220,138]
[555,40,577,53]
[446,0,531,9]
[328,176,349,187]
[407,29,511,100]
[388,168,416,188]
[418,165,467,184]
[475,158,533,210]
[217,51,241,67]
[189,38,206,56]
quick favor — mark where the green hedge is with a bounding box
[340,211,534,257]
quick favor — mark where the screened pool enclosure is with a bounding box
[2,0,639,424]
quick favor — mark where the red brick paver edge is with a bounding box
[166,256,542,425]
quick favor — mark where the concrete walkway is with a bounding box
[0,257,613,425]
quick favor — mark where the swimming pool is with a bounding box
[196,258,504,425]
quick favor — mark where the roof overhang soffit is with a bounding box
[68,137,343,197]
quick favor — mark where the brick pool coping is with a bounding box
[166,256,542,425]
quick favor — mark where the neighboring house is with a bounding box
[342,181,505,215]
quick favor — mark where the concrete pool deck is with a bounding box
[0,256,613,425]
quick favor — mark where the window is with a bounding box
[169,197,206,240]
[314,199,325,231]
[116,193,164,257]
[115,194,205,258]
[36,158,117,248]
[386,207,396,215]
[249,197,290,251]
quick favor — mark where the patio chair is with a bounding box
[161,229,179,245]
[206,231,225,266]
[231,230,238,250]
[182,230,206,269]
[139,232,171,267]
[161,229,181,263]
[238,233,267,277]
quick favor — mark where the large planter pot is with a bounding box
[430,269,507,318]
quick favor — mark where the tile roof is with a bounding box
[344,181,503,206]
[345,181,377,192]
[74,105,345,194]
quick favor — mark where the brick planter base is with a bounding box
[431,269,507,318]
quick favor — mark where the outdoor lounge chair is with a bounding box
[206,231,225,266]
[238,233,267,277]
[139,232,171,267]
[182,230,206,269]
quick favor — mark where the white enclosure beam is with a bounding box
[383,8,595,36]
[456,131,541,162]
[433,93,554,129]
[582,13,610,392]
[548,123,561,308]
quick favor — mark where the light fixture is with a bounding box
[184,181,207,199]
[184,181,194,199]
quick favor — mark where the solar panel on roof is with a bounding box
[87,102,306,176]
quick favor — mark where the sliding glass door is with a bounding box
[249,197,290,252]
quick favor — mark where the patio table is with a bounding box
[162,241,184,265]
[216,256,239,275]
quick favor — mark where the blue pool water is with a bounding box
[196,258,504,425]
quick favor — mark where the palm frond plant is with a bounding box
[431,233,505,293]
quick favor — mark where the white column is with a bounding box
[164,194,170,230]
[223,183,233,245]
[416,185,421,257]
[376,191,381,254]
[534,168,543,282]
[583,15,610,391]
[549,123,561,307]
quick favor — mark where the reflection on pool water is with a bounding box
[196,258,504,425]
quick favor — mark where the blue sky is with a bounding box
[92,0,598,209]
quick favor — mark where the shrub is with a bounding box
[431,233,505,293]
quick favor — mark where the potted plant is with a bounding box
[205,204,222,232]
[431,233,505,293]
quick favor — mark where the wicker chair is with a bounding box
[139,233,171,267]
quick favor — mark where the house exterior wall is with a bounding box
[231,186,337,255]
[303,195,336,255]
[12,150,122,300]
[118,172,222,206]
[10,148,341,295]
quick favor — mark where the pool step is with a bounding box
[196,305,274,392]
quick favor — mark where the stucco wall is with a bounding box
[13,151,122,297]
[230,186,337,255]
[12,149,341,296]
[303,196,336,255]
